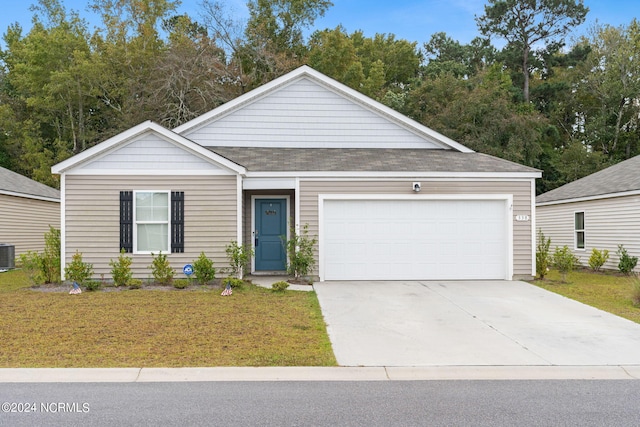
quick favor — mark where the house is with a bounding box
[536,155,640,272]
[52,66,540,282]
[0,166,60,259]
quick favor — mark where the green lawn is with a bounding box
[531,269,640,324]
[0,269,337,368]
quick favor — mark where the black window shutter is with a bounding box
[120,191,133,253]
[171,191,185,253]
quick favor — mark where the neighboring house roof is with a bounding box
[209,147,539,175]
[0,166,60,202]
[536,155,640,205]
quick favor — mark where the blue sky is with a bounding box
[1,0,638,48]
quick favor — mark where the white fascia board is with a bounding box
[173,65,474,153]
[64,169,236,176]
[243,177,297,190]
[0,190,60,203]
[51,121,246,175]
[245,171,542,179]
[536,189,640,207]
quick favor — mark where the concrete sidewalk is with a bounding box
[1,366,640,382]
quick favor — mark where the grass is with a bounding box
[531,268,640,324]
[0,269,337,368]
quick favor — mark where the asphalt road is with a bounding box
[2,380,640,426]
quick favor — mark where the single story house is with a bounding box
[0,166,60,260]
[536,155,640,272]
[52,66,540,282]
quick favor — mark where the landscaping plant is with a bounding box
[284,223,317,280]
[616,244,638,275]
[193,252,216,285]
[42,226,61,284]
[225,241,253,279]
[109,249,133,287]
[271,280,290,292]
[65,250,94,285]
[588,248,609,272]
[552,245,579,282]
[149,252,174,285]
[536,229,551,279]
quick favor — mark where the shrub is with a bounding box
[553,245,579,282]
[588,248,610,272]
[193,252,216,285]
[631,274,640,307]
[173,279,190,289]
[617,244,638,275]
[284,223,317,280]
[271,280,289,292]
[536,229,551,279]
[128,279,143,289]
[42,226,61,284]
[18,251,45,285]
[149,252,174,285]
[109,249,133,287]
[225,241,253,279]
[224,277,245,289]
[65,251,94,285]
[85,280,102,292]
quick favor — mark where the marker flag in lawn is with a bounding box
[221,282,232,296]
[69,281,82,295]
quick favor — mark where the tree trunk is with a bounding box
[523,45,530,103]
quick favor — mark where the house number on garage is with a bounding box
[515,215,530,221]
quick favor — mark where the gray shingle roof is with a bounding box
[0,166,60,200]
[208,147,539,173]
[536,155,640,204]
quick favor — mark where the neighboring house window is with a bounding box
[575,212,585,250]
[119,191,184,253]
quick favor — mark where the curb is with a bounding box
[1,366,639,383]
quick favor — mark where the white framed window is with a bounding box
[574,211,585,250]
[134,191,170,253]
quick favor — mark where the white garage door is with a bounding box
[322,198,509,280]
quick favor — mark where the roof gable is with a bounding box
[0,166,60,201]
[52,121,246,175]
[174,66,473,152]
[537,155,640,204]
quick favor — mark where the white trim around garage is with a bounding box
[318,193,514,282]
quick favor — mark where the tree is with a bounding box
[423,32,495,78]
[476,0,588,103]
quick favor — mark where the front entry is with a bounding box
[254,198,287,271]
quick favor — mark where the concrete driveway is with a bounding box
[314,280,640,367]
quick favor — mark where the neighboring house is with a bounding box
[0,166,60,257]
[536,155,640,272]
[52,66,540,282]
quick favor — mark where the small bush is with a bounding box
[18,251,45,285]
[631,274,640,307]
[284,223,317,279]
[85,280,102,292]
[617,244,638,275]
[193,252,216,285]
[553,245,579,282]
[536,229,551,279]
[224,277,245,289]
[149,252,174,285]
[588,248,610,272]
[42,226,61,284]
[128,279,143,289]
[173,279,190,289]
[109,250,133,287]
[225,241,253,279]
[271,280,289,292]
[65,251,94,285]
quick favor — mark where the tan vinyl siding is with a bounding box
[537,195,640,272]
[0,194,60,256]
[64,175,237,279]
[299,180,534,278]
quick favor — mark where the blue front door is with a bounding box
[254,198,287,271]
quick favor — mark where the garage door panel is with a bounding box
[323,199,508,280]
